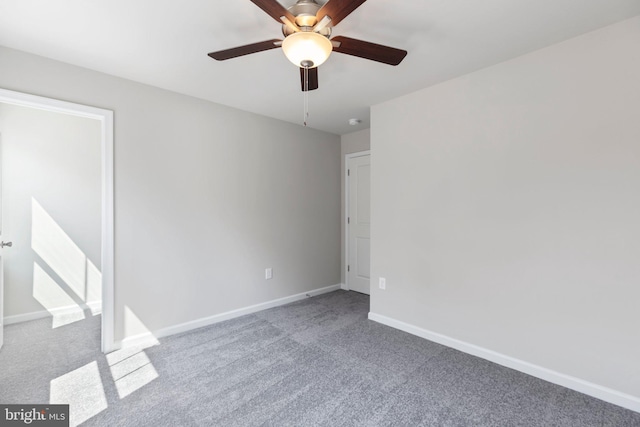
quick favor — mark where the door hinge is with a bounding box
[348,169,350,176]
[347,217,350,224]
[347,265,350,272]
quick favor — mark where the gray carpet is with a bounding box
[1,290,638,426]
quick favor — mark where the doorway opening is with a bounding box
[0,88,114,353]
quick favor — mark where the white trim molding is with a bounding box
[4,302,102,325]
[118,284,342,350]
[3,311,49,325]
[368,312,640,413]
[0,88,115,353]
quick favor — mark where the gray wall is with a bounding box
[370,16,640,398]
[340,129,370,285]
[0,104,101,318]
[0,46,341,342]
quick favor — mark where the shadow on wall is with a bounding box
[31,197,101,328]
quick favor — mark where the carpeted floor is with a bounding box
[1,290,638,426]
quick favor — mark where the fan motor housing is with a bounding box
[289,0,320,26]
[282,0,332,37]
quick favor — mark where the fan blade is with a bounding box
[331,36,407,66]
[250,0,296,24]
[208,39,281,61]
[316,0,367,26]
[300,67,319,91]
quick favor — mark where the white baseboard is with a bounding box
[368,312,640,413]
[4,301,101,325]
[4,310,49,325]
[340,283,348,290]
[118,284,342,350]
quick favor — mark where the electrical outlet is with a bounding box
[265,268,273,280]
[379,277,386,290]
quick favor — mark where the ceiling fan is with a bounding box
[208,0,407,92]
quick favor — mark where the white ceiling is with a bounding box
[1,0,639,135]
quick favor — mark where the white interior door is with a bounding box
[347,154,371,294]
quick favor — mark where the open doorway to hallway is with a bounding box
[0,89,114,353]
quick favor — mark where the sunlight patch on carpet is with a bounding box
[50,361,108,426]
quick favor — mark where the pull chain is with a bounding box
[303,65,309,127]
[300,60,314,127]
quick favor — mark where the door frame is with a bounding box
[344,150,370,291]
[0,88,115,353]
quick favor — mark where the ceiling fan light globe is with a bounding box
[282,31,332,68]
